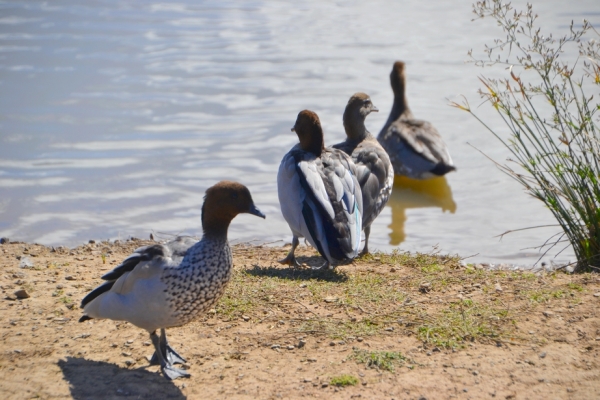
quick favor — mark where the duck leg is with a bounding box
[278,235,301,268]
[359,225,371,256]
[149,330,190,380]
[150,328,186,365]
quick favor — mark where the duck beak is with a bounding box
[248,204,266,219]
[291,126,296,132]
[371,105,379,113]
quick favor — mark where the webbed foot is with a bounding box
[278,253,301,268]
[161,364,190,380]
[311,261,333,270]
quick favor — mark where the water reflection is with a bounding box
[387,176,456,246]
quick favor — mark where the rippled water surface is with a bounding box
[1,0,598,265]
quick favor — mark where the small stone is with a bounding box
[5,294,17,301]
[593,292,600,297]
[88,240,96,244]
[111,343,118,348]
[65,276,76,281]
[473,370,479,376]
[329,341,336,346]
[542,310,554,317]
[321,383,329,388]
[271,344,280,350]
[307,358,317,362]
[385,327,394,332]
[303,378,312,383]
[324,296,338,303]
[299,283,307,288]
[426,352,432,356]
[56,284,64,289]
[143,341,151,346]
[419,282,432,293]
[539,352,546,359]
[126,339,134,344]
[298,340,306,348]
[357,337,364,342]
[463,388,468,393]
[124,359,135,366]
[19,257,34,269]
[390,267,396,272]
[242,315,250,321]
[287,345,295,350]
[208,309,216,314]
[122,352,131,357]
[14,289,30,299]
[495,283,503,293]
[566,388,574,393]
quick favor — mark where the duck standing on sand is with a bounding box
[378,61,456,180]
[278,110,363,269]
[333,93,393,255]
[79,181,265,380]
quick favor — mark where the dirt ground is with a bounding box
[0,239,599,400]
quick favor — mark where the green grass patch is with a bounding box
[416,299,503,348]
[350,349,407,372]
[330,374,358,387]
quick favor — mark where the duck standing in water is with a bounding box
[378,61,456,179]
[79,181,265,380]
[278,110,363,269]
[333,93,393,255]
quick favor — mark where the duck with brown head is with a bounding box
[378,61,456,180]
[278,110,363,269]
[79,181,265,380]
[333,93,394,255]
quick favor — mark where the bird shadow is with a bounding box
[58,357,185,400]
[245,260,349,282]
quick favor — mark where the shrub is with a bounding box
[453,0,600,272]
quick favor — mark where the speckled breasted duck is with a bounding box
[333,93,394,255]
[79,181,265,380]
[277,110,363,269]
[378,61,456,180]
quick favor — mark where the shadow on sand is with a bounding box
[58,357,185,400]
[245,260,349,283]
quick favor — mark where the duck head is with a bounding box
[202,181,265,237]
[390,61,406,96]
[343,92,378,141]
[292,110,325,156]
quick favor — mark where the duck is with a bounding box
[277,110,363,269]
[377,61,456,180]
[332,93,394,255]
[79,181,265,380]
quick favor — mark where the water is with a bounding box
[0,0,598,265]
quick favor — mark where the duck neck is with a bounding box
[385,75,412,128]
[300,130,325,156]
[201,209,232,240]
[343,110,369,142]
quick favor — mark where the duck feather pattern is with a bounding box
[278,144,363,263]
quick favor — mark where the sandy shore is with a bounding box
[0,239,599,399]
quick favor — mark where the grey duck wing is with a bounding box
[81,236,197,308]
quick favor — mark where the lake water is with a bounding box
[1,0,598,266]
